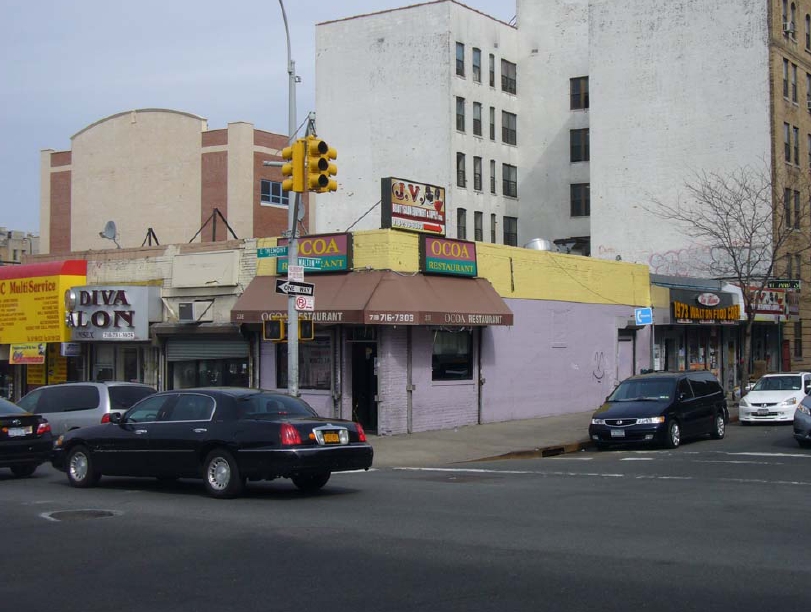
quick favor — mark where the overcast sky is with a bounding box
[0,0,516,235]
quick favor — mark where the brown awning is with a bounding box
[231,271,513,326]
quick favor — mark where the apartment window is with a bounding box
[502,111,517,145]
[795,126,801,163]
[260,179,289,207]
[11,249,18,262]
[432,330,473,381]
[456,97,465,131]
[502,164,518,198]
[457,153,466,187]
[501,59,517,94]
[807,134,811,167]
[489,53,495,87]
[473,102,482,136]
[472,48,481,83]
[490,159,496,194]
[490,213,497,243]
[795,322,803,358]
[570,128,590,162]
[785,188,792,227]
[807,73,811,111]
[792,3,797,34]
[784,59,790,98]
[457,208,467,239]
[473,156,483,191]
[793,63,798,103]
[503,216,518,246]
[784,0,789,29]
[795,189,801,228]
[571,183,591,217]
[489,107,496,140]
[474,211,483,241]
[570,76,589,109]
[456,42,465,77]
[785,123,791,161]
[806,15,810,48]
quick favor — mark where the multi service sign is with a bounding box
[65,285,161,341]
[419,236,477,277]
[381,177,446,235]
[276,233,353,274]
[0,260,87,345]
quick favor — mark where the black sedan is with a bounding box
[51,387,373,498]
[0,398,53,477]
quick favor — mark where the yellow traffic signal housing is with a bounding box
[263,319,286,342]
[299,320,314,341]
[281,139,305,193]
[306,136,338,193]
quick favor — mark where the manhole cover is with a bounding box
[41,509,120,522]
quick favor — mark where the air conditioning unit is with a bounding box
[806,96,811,111]
[784,21,796,34]
[178,301,214,323]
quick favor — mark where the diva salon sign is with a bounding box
[65,286,161,341]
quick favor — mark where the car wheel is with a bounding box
[797,439,811,449]
[10,463,37,478]
[67,446,101,488]
[664,420,681,449]
[203,449,243,499]
[710,413,726,440]
[291,472,331,492]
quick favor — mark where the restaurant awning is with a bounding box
[231,271,513,326]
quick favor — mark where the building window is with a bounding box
[457,208,467,239]
[795,189,801,228]
[570,128,590,162]
[571,76,589,110]
[489,107,496,140]
[795,322,803,358]
[432,329,473,381]
[807,133,811,167]
[807,73,811,111]
[503,216,518,246]
[457,153,466,187]
[806,15,810,48]
[793,63,799,103]
[456,97,465,131]
[456,42,465,77]
[571,183,590,217]
[11,249,18,261]
[795,126,801,163]
[785,123,791,161]
[276,337,331,390]
[260,179,289,207]
[490,159,496,194]
[784,59,790,98]
[501,59,517,94]
[784,188,792,228]
[501,111,517,145]
[489,53,495,87]
[795,253,802,279]
[474,211,483,241]
[473,102,482,136]
[490,213,497,243]
[502,164,518,197]
[784,0,789,32]
[473,156,482,191]
[792,3,797,35]
[472,48,481,83]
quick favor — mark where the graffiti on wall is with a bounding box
[592,351,606,382]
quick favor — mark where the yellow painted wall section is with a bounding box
[651,285,670,310]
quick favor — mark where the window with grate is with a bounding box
[457,208,467,239]
[490,213,497,243]
[490,159,496,194]
[473,102,482,136]
[456,97,465,132]
[457,153,466,187]
[489,53,495,87]
[501,59,516,94]
[489,107,495,140]
[474,211,483,241]
[473,156,482,191]
[502,164,517,197]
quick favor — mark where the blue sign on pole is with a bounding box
[634,307,653,326]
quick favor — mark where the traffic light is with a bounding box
[263,319,286,342]
[281,139,305,193]
[299,320,314,341]
[306,136,338,193]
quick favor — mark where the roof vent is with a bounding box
[523,238,558,252]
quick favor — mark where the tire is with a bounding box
[10,463,37,478]
[291,472,331,492]
[66,446,101,488]
[797,439,811,449]
[664,420,681,449]
[202,449,243,499]
[710,412,726,440]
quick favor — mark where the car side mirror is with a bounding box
[109,412,122,424]
[678,392,687,402]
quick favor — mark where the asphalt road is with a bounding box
[1,422,810,612]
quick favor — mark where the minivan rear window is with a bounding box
[109,386,156,411]
[35,386,100,413]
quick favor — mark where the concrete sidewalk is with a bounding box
[368,402,740,468]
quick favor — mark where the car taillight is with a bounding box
[37,422,51,436]
[280,422,302,446]
[101,413,111,424]
[355,422,367,442]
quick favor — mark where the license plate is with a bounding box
[757,408,769,416]
[323,432,340,443]
[610,429,626,438]
[7,426,31,437]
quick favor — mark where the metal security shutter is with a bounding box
[165,338,249,362]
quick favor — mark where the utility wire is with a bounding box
[345,200,381,232]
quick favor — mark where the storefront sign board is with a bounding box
[420,236,477,277]
[381,177,446,235]
[276,233,352,274]
[65,285,160,341]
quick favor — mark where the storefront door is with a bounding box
[351,342,377,433]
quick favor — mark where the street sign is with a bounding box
[257,246,288,258]
[634,307,653,326]
[275,279,315,296]
[766,279,801,290]
[288,265,304,282]
[295,295,314,312]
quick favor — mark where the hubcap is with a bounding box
[207,457,230,491]
[717,416,725,436]
[671,423,680,446]
[69,452,88,482]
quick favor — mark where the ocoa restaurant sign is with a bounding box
[65,286,161,341]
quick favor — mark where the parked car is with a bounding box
[738,372,811,425]
[588,370,727,449]
[0,398,52,477]
[793,393,811,447]
[16,382,156,435]
[51,387,374,498]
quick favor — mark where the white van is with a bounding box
[738,372,811,424]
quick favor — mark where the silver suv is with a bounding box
[16,382,156,436]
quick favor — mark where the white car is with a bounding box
[738,372,811,424]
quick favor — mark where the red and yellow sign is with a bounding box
[0,261,87,344]
[10,343,46,364]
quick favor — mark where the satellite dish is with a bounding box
[99,221,121,249]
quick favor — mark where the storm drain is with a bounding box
[40,509,121,522]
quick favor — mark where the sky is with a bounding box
[0,0,516,235]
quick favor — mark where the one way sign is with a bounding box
[275,279,315,296]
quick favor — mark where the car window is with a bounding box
[108,386,156,411]
[59,386,101,412]
[16,389,43,413]
[0,399,28,415]
[677,379,694,399]
[753,376,802,391]
[163,394,214,422]
[689,377,710,398]
[237,393,318,420]
[802,394,811,410]
[125,395,175,423]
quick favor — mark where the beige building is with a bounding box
[0,227,39,264]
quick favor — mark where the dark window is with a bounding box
[456,42,465,77]
[570,76,589,110]
[490,213,497,243]
[793,63,799,103]
[125,395,175,423]
[501,111,517,145]
[109,386,156,411]
[795,322,804,358]
[170,359,249,389]
[457,153,466,187]
[489,106,496,140]
[502,164,517,197]
[490,159,496,194]
[489,53,495,87]
[474,211,483,241]
[794,126,800,163]
[237,393,317,420]
[166,394,216,422]
[784,59,790,98]
[785,123,791,161]
[570,128,590,162]
[795,190,801,228]
[432,330,473,381]
[689,377,710,398]
[276,337,331,390]
[473,156,482,191]
[503,216,518,246]
[457,208,467,239]
[571,183,590,217]
[456,97,465,132]
[260,179,289,207]
[785,188,792,227]
[806,14,810,48]
[16,389,43,413]
[472,48,481,82]
[501,59,517,94]
[35,386,100,414]
[677,378,694,399]
[473,102,482,136]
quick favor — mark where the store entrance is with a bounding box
[351,342,378,433]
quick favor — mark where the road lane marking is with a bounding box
[725,452,811,459]
[621,457,654,461]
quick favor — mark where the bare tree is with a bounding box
[648,164,811,392]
